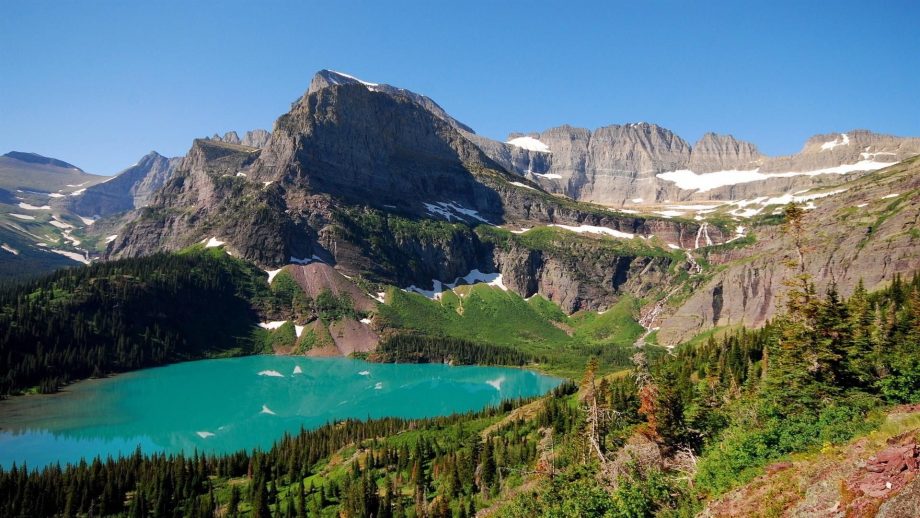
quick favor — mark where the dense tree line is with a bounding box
[0,251,272,396]
[520,269,920,516]
[373,333,533,366]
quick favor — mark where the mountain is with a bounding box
[308,69,475,133]
[208,129,272,148]
[0,151,108,194]
[471,126,920,206]
[107,71,717,312]
[61,151,181,217]
[1,151,82,170]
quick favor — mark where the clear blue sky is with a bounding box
[1,0,918,174]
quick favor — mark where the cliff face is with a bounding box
[657,156,920,345]
[473,126,920,206]
[688,133,763,173]
[209,129,271,149]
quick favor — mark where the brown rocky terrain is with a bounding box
[702,406,920,518]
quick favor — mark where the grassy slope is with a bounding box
[377,284,648,377]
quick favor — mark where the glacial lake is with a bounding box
[0,356,561,468]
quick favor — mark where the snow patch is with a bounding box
[9,213,36,220]
[51,249,89,264]
[424,201,490,223]
[549,224,636,240]
[727,189,846,218]
[204,237,225,248]
[47,193,65,198]
[265,268,283,283]
[657,159,895,193]
[510,181,536,191]
[856,203,868,208]
[359,318,372,324]
[196,431,215,439]
[78,216,96,226]
[329,70,379,87]
[506,136,551,153]
[881,193,899,199]
[105,234,118,244]
[820,133,850,151]
[258,370,284,377]
[405,268,507,299]
[69,189,86,196]
[532,172,562,179]
[294,325,304,338]
[654,210,684,218]
[17,202,50,210]
[1,244,19,255]
[258,321,287,330]
[860,151,896,160]
[631,198,644,204]
[373,292,386,303]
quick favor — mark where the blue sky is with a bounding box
[1,0,918,174]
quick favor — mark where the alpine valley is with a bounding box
[2,70,920,517]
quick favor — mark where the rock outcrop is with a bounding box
[209,129,272,149]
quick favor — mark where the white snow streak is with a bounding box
[506,136,551,153]
[820,133,850,151]
[549,224,636,240]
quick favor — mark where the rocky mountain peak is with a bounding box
[241,129,271,148]
[304,69,474,134]
[207,129,271,149]
[688,132,763,173]
[252,78,501,215]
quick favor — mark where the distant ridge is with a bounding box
[3,151,82,171]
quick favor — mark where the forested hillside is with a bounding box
[0,249,272,395]
[2,261,917,516]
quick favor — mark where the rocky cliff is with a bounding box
[472,126,920,206]
[209,129,271,148]
[656,156,920,345]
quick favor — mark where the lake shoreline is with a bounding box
[0,356,562,469]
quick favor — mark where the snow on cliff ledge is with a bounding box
[507,136,551,153]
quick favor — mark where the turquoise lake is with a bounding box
[0,356,561,468]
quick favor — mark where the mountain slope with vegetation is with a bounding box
[0,249,271,395]
[1,264,917,517]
